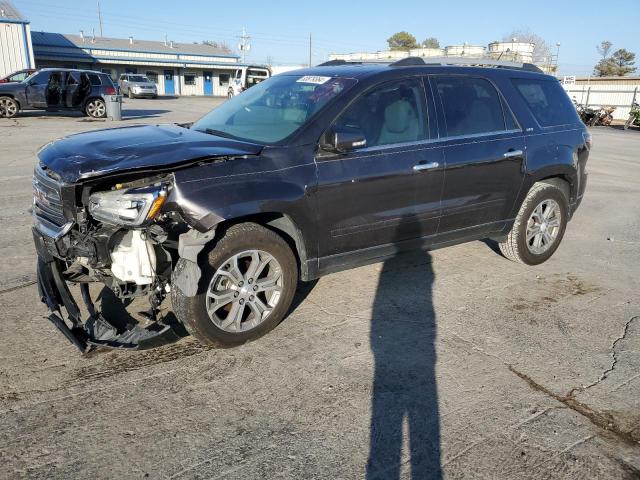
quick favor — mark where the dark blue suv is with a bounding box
[31,58,590,352]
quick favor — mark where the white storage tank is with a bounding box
[409,47,444,58]
[445,44,486,57]
[487,41,535,63]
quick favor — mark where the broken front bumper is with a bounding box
[33,228,181,353]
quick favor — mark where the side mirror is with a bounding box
[330,127,367,153]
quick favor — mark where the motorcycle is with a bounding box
[577,104,615,126]
[624,101,640,130]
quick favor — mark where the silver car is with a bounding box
[118,74,158,99]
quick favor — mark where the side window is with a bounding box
[87,73,102,86]
[333,78,429,148]
[29,72,50,85]
[512,78,579,127]
[434,76,506,137]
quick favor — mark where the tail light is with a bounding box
[104,86,116,95]
[582,131,592,150]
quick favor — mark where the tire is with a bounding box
[85,98,106,118]
[128,89,134,99]
[172,223,298,346]
[227,90,234,99]
[0,96,18,118]
[499,182,569,265]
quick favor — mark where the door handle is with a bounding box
[503,149,524,158]
[413,161,439,171]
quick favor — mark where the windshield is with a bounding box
[129,75,149,82]
[192,74,357,144]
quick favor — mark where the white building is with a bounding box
[0,1,35,78]
[487,41,535,63]
[31,32,241,96]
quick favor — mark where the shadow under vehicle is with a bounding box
[31,57,591,353]
[0,68,116,119]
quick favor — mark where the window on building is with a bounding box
[512,78,579,127]
[125,68,138,74]
[184,73,196,86]
[434,76,507,137]
[101,68,113,79]
[218,73,230,87]
[333,78,429,148]
[146,71,159,84]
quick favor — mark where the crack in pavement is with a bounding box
[508,365,639,448]
[567,316,639,398]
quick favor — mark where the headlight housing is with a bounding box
[88,185,167,226]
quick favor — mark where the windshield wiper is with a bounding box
[199,128,235,139]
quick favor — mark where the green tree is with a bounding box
[387,31,418,51]
[422,37,440,49]
[594,48,636,76]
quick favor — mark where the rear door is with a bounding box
[432,75,525,238]
[315,77,443,268]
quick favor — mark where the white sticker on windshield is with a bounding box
[296,75,331,85]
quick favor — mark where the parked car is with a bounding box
[118,74,158,99]
[0,68,116,118]
[32,58,591,352]
[228,65,270,98]
[0,68,37,83]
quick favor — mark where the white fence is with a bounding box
[563,84,639,121]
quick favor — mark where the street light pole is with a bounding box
[555,42,561,72]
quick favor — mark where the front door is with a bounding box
[25,71,50,108]
[164,70,175,95]
[203,71,213,95]
[431,75,526,239]
[315,77,443,271]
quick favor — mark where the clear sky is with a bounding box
[13,0,639,76]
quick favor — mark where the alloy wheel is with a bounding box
[0,98,17,118]
[206,250,283,332]
[526,199,562,255]
[87,100,106,118]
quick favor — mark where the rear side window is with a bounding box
[434,76,507,137]
[88,73,102,86]
[512,78,578,127]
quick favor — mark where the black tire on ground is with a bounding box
[172,222,299,346]
[0,96,19,118]
[227,90,233,99]
[498,182,569,265]
[128,89,134,99]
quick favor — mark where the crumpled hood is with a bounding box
[38,124,263,183]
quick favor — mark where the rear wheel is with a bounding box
[499,182,568,265]
[172,223,298,346]
[0,96,18,118]
[85,98,106,118]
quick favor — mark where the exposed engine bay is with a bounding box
[33,164,216,352]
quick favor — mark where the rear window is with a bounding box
[512,78,578,127]
[434,76,507,137]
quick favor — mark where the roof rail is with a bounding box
[391,56,544,73]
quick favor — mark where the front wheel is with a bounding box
[499,182,568,265]
[0,96,18,118]
[85,98,106,118]
[227,90,234,99]
[172,223,298,346]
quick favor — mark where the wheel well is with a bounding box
[0,94,19,108]
[214,213,309,279]
[537,176,571,203]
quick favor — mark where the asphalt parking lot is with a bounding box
[0,97,639,479]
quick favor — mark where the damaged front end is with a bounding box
[32,164,202,352]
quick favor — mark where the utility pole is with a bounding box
[309,33,312,67]
[96,1,104,37]
[238,27,251,63]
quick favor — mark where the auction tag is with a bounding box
[296,75,331,84]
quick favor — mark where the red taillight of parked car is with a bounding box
[104,86,116,95]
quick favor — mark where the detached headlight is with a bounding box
[88,185,167,226]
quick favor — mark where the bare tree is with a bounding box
[503,29,551,64]
[596,40,613,60]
